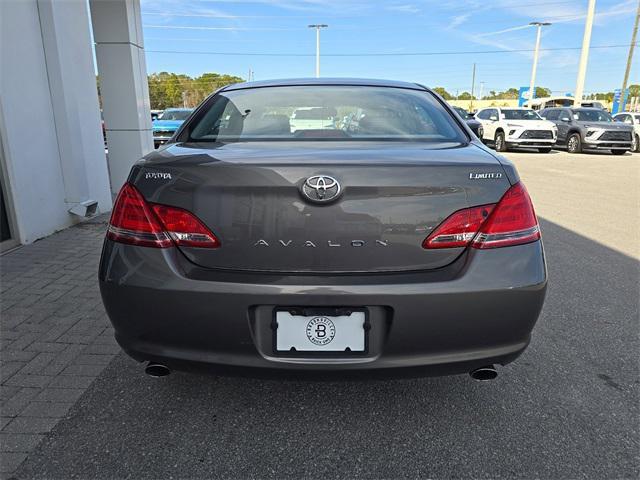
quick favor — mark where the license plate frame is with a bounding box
[272,307,370,356]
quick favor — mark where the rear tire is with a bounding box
[538,147,552,153]
[611,150,627,155]
[494,131,507,152]
[632,134,639,152]
[567,133,582,154]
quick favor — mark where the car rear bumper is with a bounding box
[99,240,547,377]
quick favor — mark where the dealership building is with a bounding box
[0,0,152,251]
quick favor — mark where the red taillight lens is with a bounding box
[472,182,540,249]
[422,204,495,249]
[107,183,172,247]
[422,182,540,250]
[151,204,220,248]
[107,183,220,249]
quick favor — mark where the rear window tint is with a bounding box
[187,86,467,143]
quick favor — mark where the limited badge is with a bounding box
[305,316,336,346]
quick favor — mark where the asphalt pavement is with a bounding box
[11,150,640,479]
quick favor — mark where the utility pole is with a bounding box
[574,0,596,104]
[528,22,551,107]
[470,63,476,111]
[620,0,640,111]
[479,81,485,102]
[308,24,328,77]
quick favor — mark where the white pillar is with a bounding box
[36,0,112,213]
[89,0,153,194]
[0,0,112,243]
[575,0,596,103]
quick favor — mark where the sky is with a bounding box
[140,0,639,96]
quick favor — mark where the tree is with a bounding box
[146,71,244,109]
[457,91,475,100]
[433,87,453,100]
[482,87,551,100]
[534,87,551,98]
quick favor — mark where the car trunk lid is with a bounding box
[132,142,511,273]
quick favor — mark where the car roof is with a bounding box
[570,107,604,111]
[223,78,424,91]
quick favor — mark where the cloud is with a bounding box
[447,13,471,30]
[386,4,421,14]
[447,0,636,66]
[491,0,636,25]
[475,24,533,38]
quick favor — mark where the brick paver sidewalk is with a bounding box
[0,215,120,477]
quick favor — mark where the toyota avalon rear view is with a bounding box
[99,79,547,380]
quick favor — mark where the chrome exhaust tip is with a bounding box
[144,362,171,378]
[469,365,498,381]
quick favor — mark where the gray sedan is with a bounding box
[99,78,547,380]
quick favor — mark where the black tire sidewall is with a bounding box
[495,131,506,152]
[568,133,581,153]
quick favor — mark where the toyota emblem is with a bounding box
[301,175,341,203]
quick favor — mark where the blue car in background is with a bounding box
[152,108,193,148]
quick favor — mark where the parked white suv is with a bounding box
[475,107,557,153]
[613,112,640,152]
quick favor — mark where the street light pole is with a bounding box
[528,22,551,106]
[470,63,476,111]
[574,0,596,104]
[620,0,640,111]
[308,24,328,77]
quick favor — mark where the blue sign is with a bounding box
[518,86,532,107]
[611,88,628,114]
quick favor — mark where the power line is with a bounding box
[145,43,638,57]
[142,12,612,32]
[144,0,576,12]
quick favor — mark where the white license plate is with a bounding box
[275,310,366,352]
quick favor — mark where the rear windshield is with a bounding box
[452,106,469,117]
[159,110,192,121]
[187,86,467,143]
[573,110,613,122]
[501,109,541,120]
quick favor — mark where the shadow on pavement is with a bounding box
[15,218,640,480]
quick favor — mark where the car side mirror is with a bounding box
[560,116,571,122]
[489,115,498,122]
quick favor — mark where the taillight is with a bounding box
[422,204,495,249]
[472,182,540,249]
[107,183,172,247]
[107,183,220,248]
[151,204,220,248]
[423,182,540,250]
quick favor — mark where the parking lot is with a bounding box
[1,149,638,479]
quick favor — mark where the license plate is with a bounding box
[275,310,366,352]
